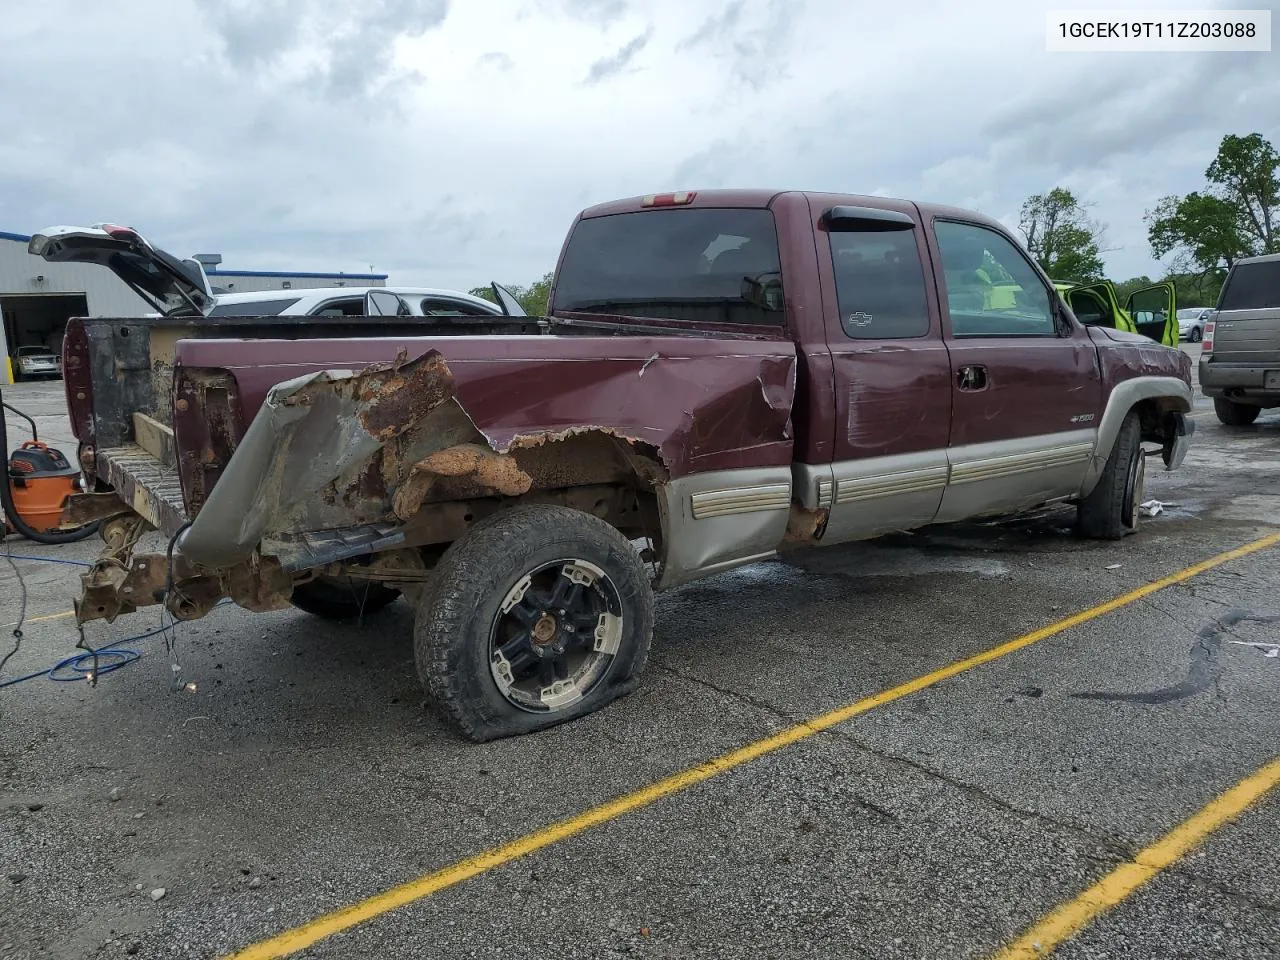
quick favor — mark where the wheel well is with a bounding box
[394,430,667,560]
[1134,397,1186,444]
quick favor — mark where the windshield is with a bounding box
[553,208,784,326]
[1219,260,1280,311]
[18,346,53,356]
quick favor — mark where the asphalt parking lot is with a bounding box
[3,345,1280,960]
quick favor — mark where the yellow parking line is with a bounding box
[3,608,75,628]
[991,755,1280,959]
[0,609,75,629]
[224,530,1280,960]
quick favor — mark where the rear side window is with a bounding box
[420,298,495,317]
[829,231,930,339]
[208,297,301,316]
[553,208,784,326]
[1219,260,1280,311]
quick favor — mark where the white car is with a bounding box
[1177,307,1213,342]
[208,285,522,319]
[15,345,61,380]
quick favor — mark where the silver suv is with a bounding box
[1200,253,1280,425]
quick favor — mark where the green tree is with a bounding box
[469,272,554,316]
[1113,276,1155,302]
[1169,270,1226,309]
[1207,132,1280,254]
[1018,187,1106,282]
[1145,132,1280,274]
[1146,192,1252,273]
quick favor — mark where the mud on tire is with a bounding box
[414,504,653,742]
[1076,410,1144,540]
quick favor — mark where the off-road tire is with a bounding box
[414,504,653,742]
[1077,411,1144,540]
[1214,398,1260,427]
[289,577,401,619]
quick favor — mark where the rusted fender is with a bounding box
[179,351,457,568]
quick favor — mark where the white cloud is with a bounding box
[0,0,1276,292]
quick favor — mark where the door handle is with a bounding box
[957,365,987,391]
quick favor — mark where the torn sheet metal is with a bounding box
[179,350,458,568]
[171,333,798,571]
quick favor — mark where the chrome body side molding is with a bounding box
[824,449,949,542]
[935,429,1096,524]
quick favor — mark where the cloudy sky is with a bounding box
[1,0,1276,290]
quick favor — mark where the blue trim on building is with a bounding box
[0,231,33,243]
[208,268,389,281]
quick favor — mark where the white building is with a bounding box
[0,231,387,384]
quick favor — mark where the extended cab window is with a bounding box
[1219,259,1280,310]
[421,298,493,317]
[934,221,1056,337]
[554,208,783,326]
[829,231,929,339]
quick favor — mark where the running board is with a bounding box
[261,524,407,572]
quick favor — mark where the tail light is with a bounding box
[1202,320,1214,354]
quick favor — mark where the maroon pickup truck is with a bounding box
[34,191,1195,741]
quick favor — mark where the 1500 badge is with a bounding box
[1070,413,1096,423]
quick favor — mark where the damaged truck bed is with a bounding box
[39,190,1195,740]
[64,315,794,626]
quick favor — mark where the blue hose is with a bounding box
[0,622,181,689]
[3,554,92,568]
[1,647,142,687]
[0,593,235,691]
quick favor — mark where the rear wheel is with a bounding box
[289,576,400,620]
[1190,327,1203,343]
[414,505,653,742]
[1214,398,1260,426]
[1077,411,1144,540]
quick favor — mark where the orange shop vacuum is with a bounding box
[1,392,99,544]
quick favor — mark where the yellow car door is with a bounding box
[1124,281,1178,346]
